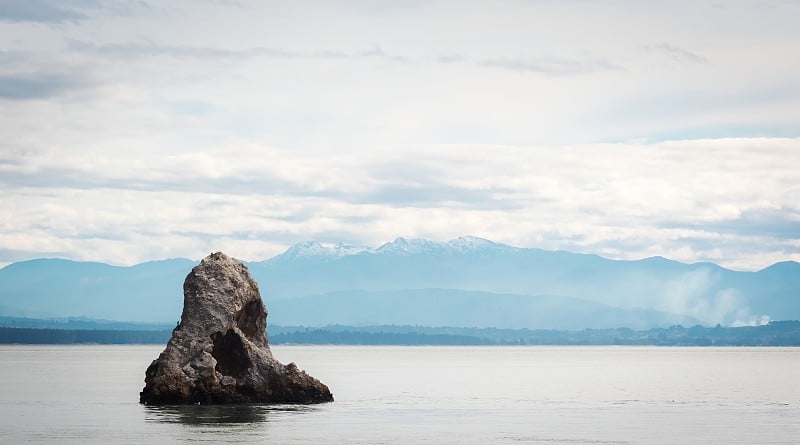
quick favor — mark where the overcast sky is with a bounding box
[1,0,798,270]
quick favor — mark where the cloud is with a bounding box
[355,183,515,210]
[356,45,408,62]
[645,43,708,64]
[66,40,405,62]
[661,208,800,240]
[478,56,623,75]
[66,40,315,60]
[0,146,510,210]
[0,0,89,23]
[4,2,795,149]
[0,138,798,269]
[0,73,90,100]
[438,54,467,64]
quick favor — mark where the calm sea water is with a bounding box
[0,345,798,444]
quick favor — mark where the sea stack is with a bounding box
[139,252,333,404]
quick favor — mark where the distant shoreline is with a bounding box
[1,321,798,346]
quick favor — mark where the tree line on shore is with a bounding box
[1,320,798,346]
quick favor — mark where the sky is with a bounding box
[0,0,798,270]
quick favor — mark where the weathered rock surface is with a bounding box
[139,252,333,404]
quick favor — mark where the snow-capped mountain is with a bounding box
[270,235,515,261]
[269,241,371,263]
[375,235,513,256]
[374,237,440,256]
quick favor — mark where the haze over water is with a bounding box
[1,345,797,444]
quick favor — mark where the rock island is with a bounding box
[139,252,333,404]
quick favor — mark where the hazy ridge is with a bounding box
[1,236,798,329]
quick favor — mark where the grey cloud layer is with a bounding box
[0,73,90,100]
[0,0,89,23]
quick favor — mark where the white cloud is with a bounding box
[1,137,798,268]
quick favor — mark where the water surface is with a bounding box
[0,345,798,444]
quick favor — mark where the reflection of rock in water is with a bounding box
[140,252,333,404]
[145,404,270,425]
[144,404,317,425]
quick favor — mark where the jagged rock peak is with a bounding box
[139,252,333,405]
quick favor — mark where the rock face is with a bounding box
[140,252,333,404]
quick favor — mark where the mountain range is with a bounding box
[1,236,798,329]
